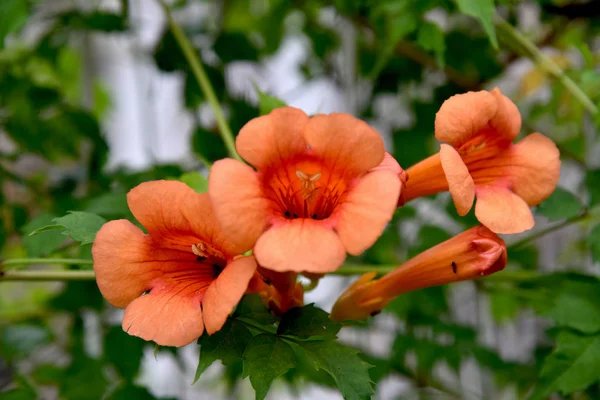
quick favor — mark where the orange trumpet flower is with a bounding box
[330,226,507,322]
[209,107,404,273]
[402,88,560,234]
[92,181,258,347]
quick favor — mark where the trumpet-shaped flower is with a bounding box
[402,88,560,234]
[209,107,404,273]
[92,181,258,347]
[330,226,507,322]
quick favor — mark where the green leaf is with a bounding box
[104,326,145,380]
[242,334,296,400]
[587,224,600,263]
[234,294,278,326]
[21,213,67,257]
[416,22,446,68]
[256,88,287,116]
[299,341,374,400]
[195,320,252,383]
[29,211,106,245]
[544,278,600,334]
[455,0,497,48]
[84,192,130,219]
[0,0,30,48]
[277,304,340,340]
[536,187,585,221]
[176,172,208,194]
[585,169,600,206]
[529,331,600,399]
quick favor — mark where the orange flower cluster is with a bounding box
[92,89,560,346]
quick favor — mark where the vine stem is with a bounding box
[157,0,243,163]
[0,270,95,281]
[507,211,590,250]
[495,16,598,116]
[1,258,93,267]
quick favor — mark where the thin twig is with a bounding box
[157,0,243,162]
[495,16,598,115]
[0,270,95,281]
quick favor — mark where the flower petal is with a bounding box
[334,170,401,255]
[202,256,257,334]
[127,180,240,255]
[236,107,309,170]
[489,87,522,142]
[208,158,272,252]
[475,185,534,234]
[92,220,160,308]
[509,133,561,205]
[440,144,475,216]
[254,219,346,273]
[122,285,205,347]
[304,113,385,175]
[369,152,407,206]
[435,91,497,148]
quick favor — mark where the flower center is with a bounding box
[262,159,351,221]
[191,242,227,277]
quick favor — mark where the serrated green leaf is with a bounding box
[277,304,340,339]
[256,88,286,116]
[299,341,374,400]
[195,320,252,383]
[536,187,585,221]
[529,331,600,399]
[242,334,296,400]
[234,294,278,326]
[176,172,208,194]
[416,22,445,68]
[21,213,67,257]
[28,211,106,245]
[587,224,600,263]
[455,0,498,48]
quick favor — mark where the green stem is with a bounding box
[0,270,95,281]
[508,211,589,250]
[496,16,598,115]
[333,264,396,276]
[158,0,242,162]
[2,258,93,266]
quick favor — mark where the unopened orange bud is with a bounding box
[330,225,507,322]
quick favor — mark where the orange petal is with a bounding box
[92,220,160,308]
[127,180,241,255]
[254,219,346,273]
[334,170,400,255]
[508,133,561,205]
[440,144,475,215]
[403,153,450,203]
[208,158,272,252]
[202,256,257,334]
[435,91,497,148]
[475,185,534,234]
[236,107,309,170]
[369,152,407,206]
[304,113,385,175]
[489,87,522,142]
[122,284,205,347]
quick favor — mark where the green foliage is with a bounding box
[175,171,208,194]
[256,89,287,116]
[588,224,600,263]
[21,213,67,257]
[29,211,106,245]
[536,187,585,221]
[454,0,498,48]
[416,22,446,68]
[243,334,297,400]
[299,341,374,400]
[529,331,600,399]
[277,304,340,339]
